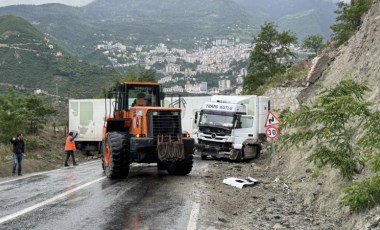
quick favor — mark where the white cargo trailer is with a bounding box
[69,99,114,154]
[164,96,212,139]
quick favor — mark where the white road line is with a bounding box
[0,160,100,185]
[0,176,106,224]
[187,202,201,230]
[0,169,61,185]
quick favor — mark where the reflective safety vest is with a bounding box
[65,135,76,151]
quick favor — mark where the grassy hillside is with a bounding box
[0,4,101,57]
[0,0,336,60]
[232,0,337,39]
[0,1,261,57]
[84,0,261,42]
[0,15,120,99]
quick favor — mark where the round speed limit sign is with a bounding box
[266,126,279,139]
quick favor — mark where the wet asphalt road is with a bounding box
[0,159,208,230]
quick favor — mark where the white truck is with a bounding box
[194,95,270,161]
[68,99,114,155]
[69,96,209,155]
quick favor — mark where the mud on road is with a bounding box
[195,154,341,230]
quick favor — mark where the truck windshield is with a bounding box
[199,113,234,127]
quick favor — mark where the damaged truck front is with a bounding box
[195,95,270,161]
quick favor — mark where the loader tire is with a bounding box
[103,132,130,179]
[157,161,167,170]
[101,140,106,170]
[167,155,193,176]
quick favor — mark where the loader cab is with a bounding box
[109,82,163,113]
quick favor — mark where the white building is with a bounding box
[200,82,207,93]
[219,79,231,90]
[165,64,181,74]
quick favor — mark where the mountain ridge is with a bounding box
[0,15,119,99]
[0,0,337,60]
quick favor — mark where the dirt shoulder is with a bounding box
[0,131,94,178]
[195,147,380,230]
[196,152,344,230]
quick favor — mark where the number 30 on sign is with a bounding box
[266,126,279,139]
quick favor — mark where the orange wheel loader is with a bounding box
[101,82,194,179]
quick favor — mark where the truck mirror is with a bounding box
[106,87,115,99]
[194,112,198,124]
[107,91,113,99]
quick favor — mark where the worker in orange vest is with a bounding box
[64,131,78,167]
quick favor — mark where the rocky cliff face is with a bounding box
[271,0,380,229]
[304,0,380,102]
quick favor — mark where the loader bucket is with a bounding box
[157,134,185,161]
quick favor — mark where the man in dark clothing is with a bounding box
[10,133,25,176]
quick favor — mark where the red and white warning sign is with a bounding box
[265,111,281,127]
[266,126,279,139]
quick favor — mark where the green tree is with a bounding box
[280,80,371,179]
[281,79,380,212]
[0,89,55,142]
[24,95,56,129]
[121,67,157,82]
[340,110,380,212]
[0,90,28,141]
[152,60,168,70]
[175,59,200,70]
[302,34,324,54]
[330,0,373,47]
[138,68,157,82]
[243,22,297,94]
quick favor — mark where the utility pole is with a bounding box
[56,83,58,103]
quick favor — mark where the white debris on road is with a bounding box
[222,177,258,189]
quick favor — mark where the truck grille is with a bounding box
[149,110,181,142]
[198,139,232,149]
[198,126,231,136]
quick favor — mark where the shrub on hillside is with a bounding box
[280,78,380,212]
[331,0,373,47]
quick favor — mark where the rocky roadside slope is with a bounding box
[197,154,379,229]
[198,0,380,229]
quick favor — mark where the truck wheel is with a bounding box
[167,155,193,176]
[103,132,130,179]
[236,148,244,162]
[241,145,261,162]
[254,145,262,159]
[157,161,167,170]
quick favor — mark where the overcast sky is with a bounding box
[0,0,351,8]
[0,0,95,7]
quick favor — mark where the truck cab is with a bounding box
[195,95,270,161]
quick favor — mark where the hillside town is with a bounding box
[97,38,256,95]
[96,38,309,95]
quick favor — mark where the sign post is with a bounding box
[265,111,281,157]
